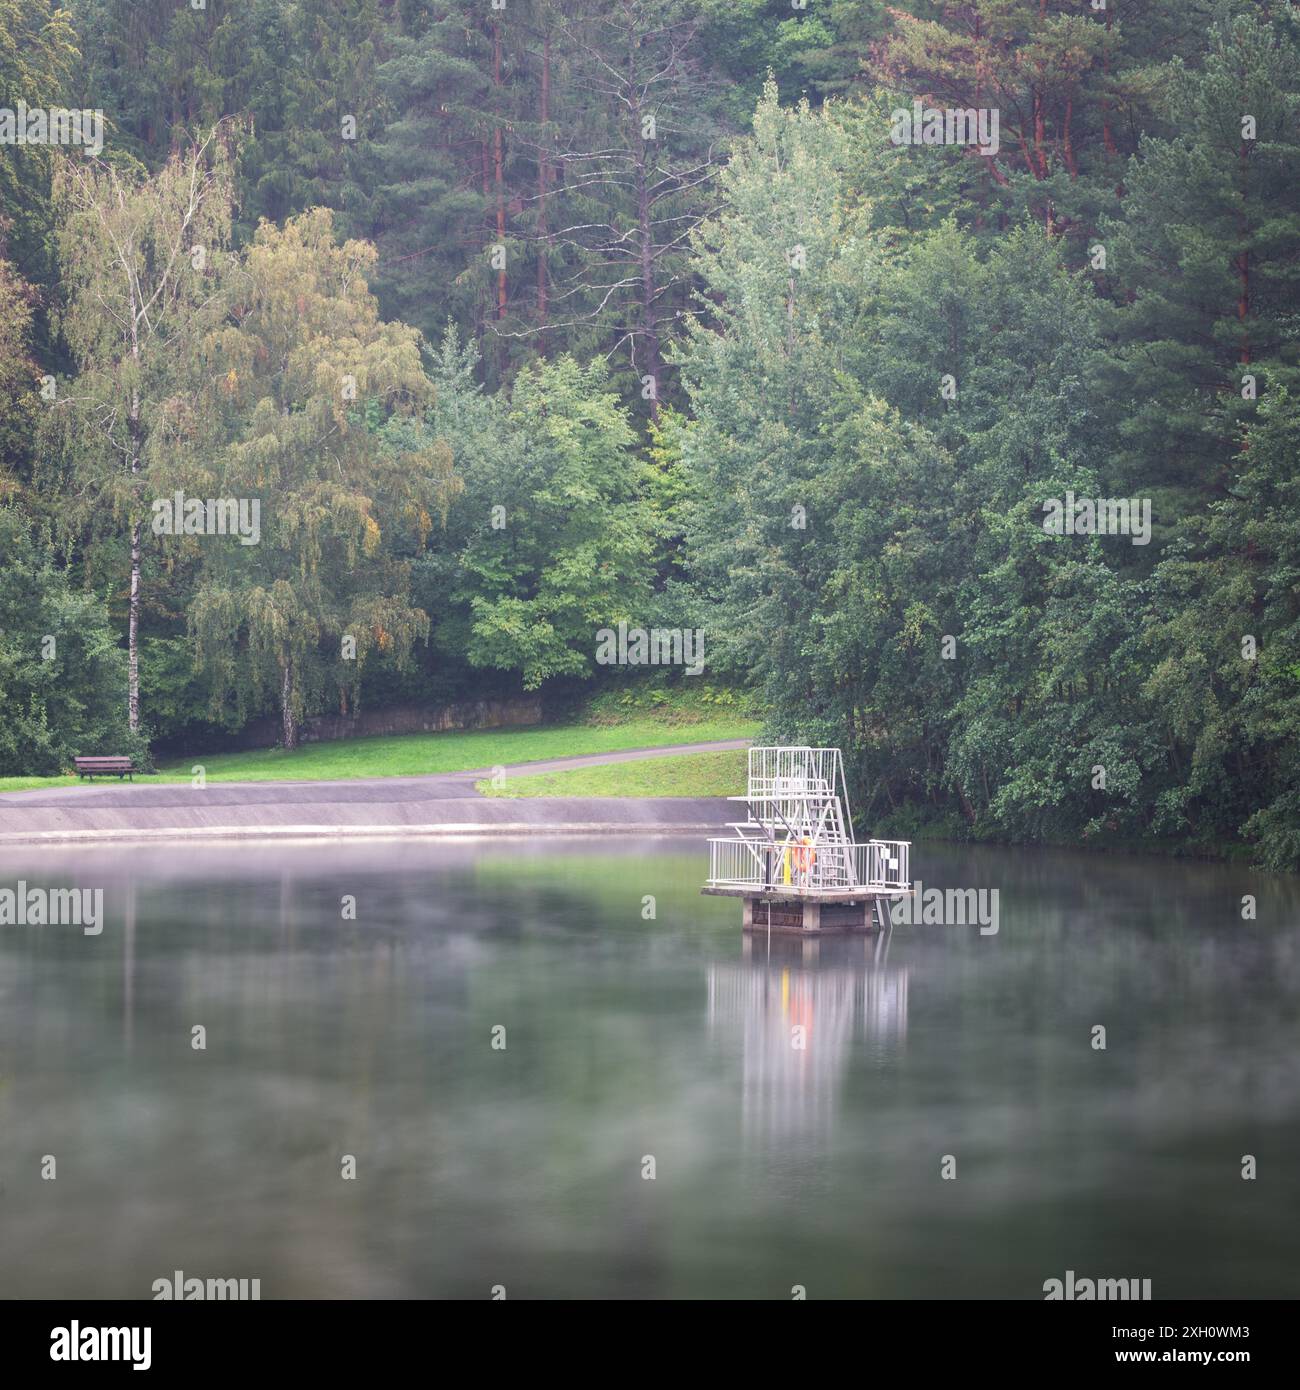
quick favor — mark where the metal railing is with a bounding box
[740,746,858,840]
[706,836,910,894]
[745,747,844,801]
[857,840,909,892]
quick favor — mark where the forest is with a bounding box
[1,0,1298,869]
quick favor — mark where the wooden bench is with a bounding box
[73,756,136,781]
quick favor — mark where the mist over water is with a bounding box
[0,836,1296,1299]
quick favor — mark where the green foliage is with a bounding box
[0,508,147,775]
[0,0,79,304]
[355,7,490,349]
[446,350,657,689]
[1145,380,1300,868]
[4,0,1298,872]
[582,678,757,727]
[0,256,40,488]
[136,633,240,748]
[41,131,239,733]
[681,39,1300,869]
[1101,12,1300,511]
[190,209,458,746]
[699,0,889,115]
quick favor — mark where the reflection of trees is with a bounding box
[707,938,908,1143]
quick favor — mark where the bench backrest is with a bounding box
[74,756,134,769]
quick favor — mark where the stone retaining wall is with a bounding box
[229,694,542,750]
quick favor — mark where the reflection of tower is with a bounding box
[707,938,908,1144]
[863,967,908,1045]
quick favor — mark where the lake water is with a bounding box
[1,835,1297,1300]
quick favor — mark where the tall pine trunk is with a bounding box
[493,23,507,322]
[128,377,141,732]
[638,166,660,423]
[631,95,660,423]
[1238,136,1251,363]
[537,31,550,355]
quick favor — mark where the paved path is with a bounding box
[0,739,749,846]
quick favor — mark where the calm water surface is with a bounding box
[1,836,1297,1299]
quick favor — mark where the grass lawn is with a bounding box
[477,748,748,798]
[0,717,758,793]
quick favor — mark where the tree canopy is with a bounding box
[2,0,1297,868]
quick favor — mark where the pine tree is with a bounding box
[1102,11,1300,512]
[356,2,496,359]
[868,0,1227,252]
[540,0,728,416]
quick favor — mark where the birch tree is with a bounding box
[44,129,237,732]
[190,209,459,748]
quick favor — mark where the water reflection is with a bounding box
[710,934,908,1143]
[0,835,1298,1298]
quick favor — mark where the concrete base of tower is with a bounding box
[738,895,883,935]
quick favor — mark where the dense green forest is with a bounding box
[1,1,1298,868]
